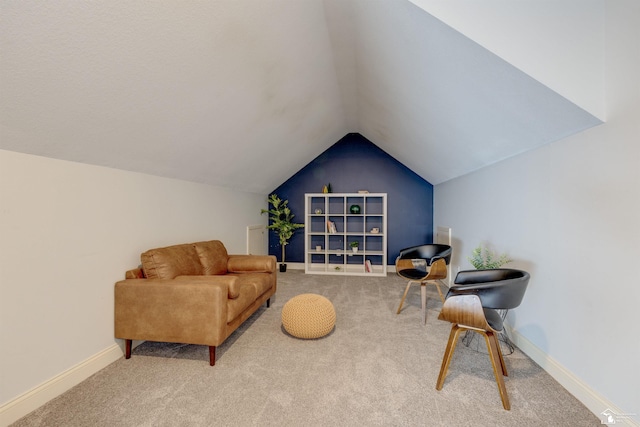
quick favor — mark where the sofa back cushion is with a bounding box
[194,240,229,275]
[141,243,204,279]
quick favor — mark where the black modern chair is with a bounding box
[395,244,452,324]
[435,268,530,410]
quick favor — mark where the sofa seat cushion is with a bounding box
[226,282,257,323]
[175,275,239,300]
[228,273,272,299]
[194,240,228,275]
[141,244,203,279]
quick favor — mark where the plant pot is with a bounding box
[279,263,287,272]
[352,248,358,253]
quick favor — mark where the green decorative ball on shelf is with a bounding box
[349,205,361,214]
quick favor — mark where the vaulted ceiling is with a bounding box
[1,0,602,193]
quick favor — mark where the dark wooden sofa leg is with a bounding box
[209,346,216,366]
[266,298,271,308]
[125,339,132,359]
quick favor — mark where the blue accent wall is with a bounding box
[269,133,434,265]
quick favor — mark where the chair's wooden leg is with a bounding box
[484,332,510,410]
[125,339,132,359]
[436,325,464,390]
[397,282,413,314]
[495,332,508,376]
[421,284,427,324]
[209,346,216,366]
[434,280,445,303]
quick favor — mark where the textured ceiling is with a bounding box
[1,0,602,193]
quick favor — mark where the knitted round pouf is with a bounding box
[281,294,336,339]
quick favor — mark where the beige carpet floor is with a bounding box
[12,270,600,426]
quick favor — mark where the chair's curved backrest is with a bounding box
[447,269,530,310]
[397,244,452,265]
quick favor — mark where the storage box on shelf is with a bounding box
[305,193,387,276]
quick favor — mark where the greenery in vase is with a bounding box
[349,241,359,248]
[261,194,304,264]
[468,244,512,270]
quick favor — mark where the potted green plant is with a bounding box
[349,241,359,253]
[261,194,304,272]
[468,244,512,270]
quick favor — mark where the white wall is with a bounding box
[0,0,348,195]
[434,1,640,422]
[0,150,267,414]
[410,0,606,120]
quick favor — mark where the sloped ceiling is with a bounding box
[0,0,601,193]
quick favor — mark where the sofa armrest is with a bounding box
[125,267,145,279]
[114,276,235,346]
[227,255,276,273]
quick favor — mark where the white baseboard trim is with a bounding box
[507,327,638,427]
[285,262,305,270]
[0,343,123,427]
[287,263,397,272]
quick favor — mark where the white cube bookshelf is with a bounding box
[304,193,387,276]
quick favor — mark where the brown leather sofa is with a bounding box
[115,240,276,366]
